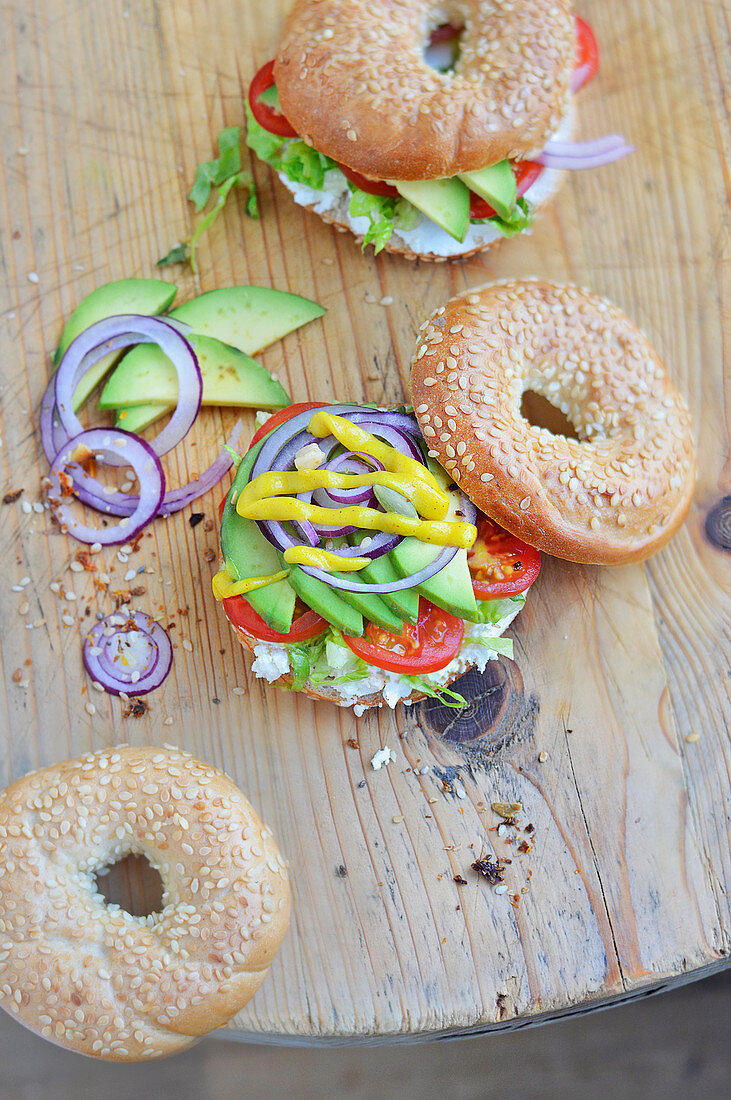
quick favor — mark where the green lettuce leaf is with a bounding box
[471,196,533,238]
[472,592,526,625]
[245,104,335,189]
[404,676,468,708]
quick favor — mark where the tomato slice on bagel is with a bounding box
[344,600,464,674]
[248,59,298,138]
[335,163,400,198]
[468,516,541,599]
[224,594,326,644]
[573,17,599,92]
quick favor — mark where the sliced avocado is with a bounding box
[54,278,177,410]
[459,161,517,221]
[98,334,290,410]
[106,284,322,425]
[392,178,470,242]
[115,403,169,434]
[283,563,364,637]
[352,534,419,626]
[221,440,295,633]
[390,461,479,622]
[326,545,405,633]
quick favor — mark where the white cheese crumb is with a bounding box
[294,442,326,471]
[370,746,394,771]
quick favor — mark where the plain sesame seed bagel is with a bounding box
[0,745,290,1061]
[411,280,696,565]
[275,0,576,181]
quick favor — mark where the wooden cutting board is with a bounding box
[0,0,728,1042]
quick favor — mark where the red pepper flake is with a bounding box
[75,550,97,572]
[2,489,23,504]
[453,875,468,885]
[517,840,532,853]
[123,698,149,718]
[471,856,506,885]
[346,738,359,749]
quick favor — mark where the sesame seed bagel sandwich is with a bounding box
[213,402,541,713]
[212,280,695,712]
[245,2,633,259]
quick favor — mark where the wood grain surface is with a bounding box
[0,0,728,1043]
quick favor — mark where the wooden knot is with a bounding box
[705,496,731,551]
[416,658,525,746]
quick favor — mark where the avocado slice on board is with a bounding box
[392,178,471,242]
[459,160,517,221]
[104,286,324,428]
[54,278,178,411]
[99,334,290,410]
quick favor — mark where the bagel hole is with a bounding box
[95,854,164,917]
[424,22,465,72]
[521,390,580,440]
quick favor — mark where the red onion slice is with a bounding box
[54,315,201,459]
[46,428,165,545]
[301,545,459,593]
[83,610,173,696]
[537,136,635,169]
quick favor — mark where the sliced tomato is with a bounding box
[573,17,599,92]
[336,162,400,198]
[223,593,326,643]
[248,59,298,138]
[344,599,464,674]
[469,160,544,220]
[249,402,329,449]
[468,516,541,598]
[429,23,463,45]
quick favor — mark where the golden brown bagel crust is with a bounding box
[275,0,575,180]
[0,746,290,1061]
[411,281,695,565]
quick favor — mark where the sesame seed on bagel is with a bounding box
[274,0,576,181]
[411,280,696,565]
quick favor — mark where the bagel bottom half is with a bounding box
[228,598,527,713]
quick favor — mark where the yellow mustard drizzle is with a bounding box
[230,412,477,576]
[212,567,290,601]
[308,411,446,498]
[238,469,447,520]
[282,547,370,571]
[236,497,476,549]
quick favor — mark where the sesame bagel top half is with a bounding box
[410,281,696,565]
[274,0,576,181]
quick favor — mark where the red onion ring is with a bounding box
[46,428,165,545]
[53,315,201,460]
[537,136,635,169]
[83,610,173,696]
